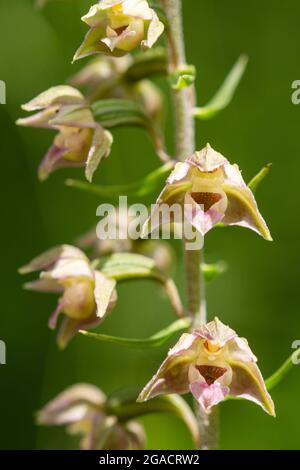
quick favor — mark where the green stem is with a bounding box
[162,0,218,450]
[266,347,300,391]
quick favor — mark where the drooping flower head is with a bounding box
[143,144,272,240]
[19,245,117,348]
[37,383,145,450]
[138,317,275,416]
[74,0,164,61]
[17,86,113,182]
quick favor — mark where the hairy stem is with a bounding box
[162,0,218,450]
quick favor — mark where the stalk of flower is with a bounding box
[142,143,272,240]
[19,245,117,349]
[74,0,165,61]
[16,86,113,182]
[37,384,145,450]
[138,317,275,416]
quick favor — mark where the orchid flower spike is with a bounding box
[17,86,113,182]
[138,317,275,416]
[37,384,145,450]
[143,144,272,240]
[74,0,164,61]
[19,245,117,349]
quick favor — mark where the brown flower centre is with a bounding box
[196,365,227,385]
[191,192,222,212]
[114,26,128,35]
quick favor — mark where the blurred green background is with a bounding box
[0,0,299,450]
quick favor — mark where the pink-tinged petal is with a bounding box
[16,106,59,129]
[227,337,257,363]
[19,245,87,274]
[101,25,138,53]
[81,2,114,27]
[141,11,164,50]
[122,0,153,20]
[21,86,85,111]
[167,162,190,185]
[94,271,117,318]
[19,245,90,274]
[23,278,62,293]
[184,192,225,236]
[141,180,192,237]
[99,419,146,450]
[187,144,227,173]
[228,359,275,416]
[85,127,113,182]
[42,259,93,283]
[48,302,64,330]
[222,163,272,241]
[73,27,125,62]
[38,144,67,182]
[190,381,229,410]
[195,317,236,347]
[72,411,108,450]
[56,313,102,349]
[138,333,199,401]
[76,227,98,249]
[37,383,105,426]
[124,421,146,450]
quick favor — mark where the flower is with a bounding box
[74,0,164,61]
[143,144,272,240]
[70,55,164,122]
[77,207,174,273]
[19,245,117,349]
[138,317,275,416]
[37,383,146,450]
[17,86,113,182]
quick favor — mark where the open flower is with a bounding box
[74,0,164,61]
[17,86,113,182]
[143,144,272,240]
[138,317,275,416]
[37,384,145,450]
[19,245,117,349]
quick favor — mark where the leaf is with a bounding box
[194,54,248,120]
[202,262,227,282]
[169,65,196,90]
[91,99,151,130]
[79,317,191,349]
[248,163,272,194]
[65,162,173,201]
[94,253,184,317]
[106,390,199,447]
